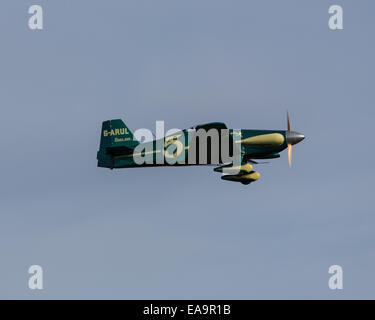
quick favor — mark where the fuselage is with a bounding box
[111,129,290,169]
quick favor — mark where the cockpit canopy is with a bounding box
[192,122,228,131]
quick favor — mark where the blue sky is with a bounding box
[1,0,374,299]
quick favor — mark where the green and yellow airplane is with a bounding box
[97,113,305,185]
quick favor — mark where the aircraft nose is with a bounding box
[286,131,305,145]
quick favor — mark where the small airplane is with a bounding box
[97,112,305,185]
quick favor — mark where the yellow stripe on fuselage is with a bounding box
[236,133,284,146]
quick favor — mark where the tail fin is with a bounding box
[97,119,139,168]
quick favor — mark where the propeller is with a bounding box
[287,111,292,167]
[285,111,305,167]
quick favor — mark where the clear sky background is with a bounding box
[1,0,374,299]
